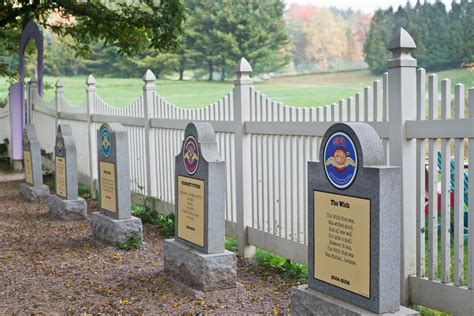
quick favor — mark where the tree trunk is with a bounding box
[179,68,184,80]
[208,62,214,81]
[221,66,226,81]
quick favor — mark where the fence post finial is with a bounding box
[86,74,96,91]
[143,69,157,91]
[235,57,253,85]
[55,79,64,93]
[387,26,417,305]
[387,27,417,68]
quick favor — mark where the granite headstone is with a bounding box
[47,124,87,219]
[164,122,236,293]
[90,123,142,244]
[19,124,50,202]
[291,122,416,315]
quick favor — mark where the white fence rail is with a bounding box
[0,29,472,314]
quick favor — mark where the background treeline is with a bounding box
[11,1,474,80]
[40,2,371,79]
[44,0,290,80]
[364,0,474,74]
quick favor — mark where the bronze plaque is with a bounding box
[314,191,370,298]
[100,161,117,213]
[24,150,33,185]
[177,176,205,247]
[55,157,67,198]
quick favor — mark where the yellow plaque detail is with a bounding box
[55,157,67,198]
[23,150,33,185]
[99,161,117,213]
[177,176,205,247]
[314,191,370,298]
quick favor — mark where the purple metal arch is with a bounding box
[19,21,44,95]
[10,21,44,163]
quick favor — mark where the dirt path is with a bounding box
[0,181,293,314]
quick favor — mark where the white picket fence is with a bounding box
[1,29,473,313]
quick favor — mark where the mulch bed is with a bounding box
[0,180,296,314]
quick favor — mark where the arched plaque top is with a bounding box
[181,122,221,172]
[320,123,384,189]
[99,122,127,134]
[24,124,39,143]
[56,124,75,150]
[57,124,72,136]
[320,123,384,169]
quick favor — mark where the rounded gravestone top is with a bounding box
[320,123,384,190]
[57,124,72,136]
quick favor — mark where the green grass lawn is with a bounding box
[0,68,472,109]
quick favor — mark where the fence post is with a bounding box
[387,28,417,305]
[233,58,256,258]
[143,69,157,197]
[29,75,38,125]
[55,80,63,130]
[86,75,98,198]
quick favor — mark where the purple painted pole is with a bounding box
[10,21,43,166]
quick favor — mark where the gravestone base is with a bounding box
[291,285,419,316]
[19,183,50,202]
[48,195,87,220]
[164,239,237,292]
[90,212,143,245]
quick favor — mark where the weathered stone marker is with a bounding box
[19,124,50,202]
[90,123,142,244]
[164,122,236,294]
[292,123,417,315]
[47,125,87,219]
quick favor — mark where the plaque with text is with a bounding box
[24,150,33,185]
[55,157,67,198]
[100,161,117,213]
[177,176,205,247]
[314,190,370,298]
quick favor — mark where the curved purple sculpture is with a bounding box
[10,21,43,168]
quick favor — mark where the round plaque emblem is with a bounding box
[183,135,199,175]
[56,138,64,156]
[101,127,111,158]
[323,132,358,189]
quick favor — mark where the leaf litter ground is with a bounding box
[0,180,295,314]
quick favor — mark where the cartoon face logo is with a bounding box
[56,138,64,156]
[183,135,199,175]
[323,132,358,189]
[101,127,111,158]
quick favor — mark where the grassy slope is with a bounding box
[0,68,472,109]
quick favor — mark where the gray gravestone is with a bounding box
[19,124,50,202]
[164,122,236,293]
[291,123,417,315]
[90,123,142,244]
[47,124,87,220]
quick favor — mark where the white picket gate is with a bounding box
[1,28,474,313]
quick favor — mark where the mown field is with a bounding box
[0,68,472,108]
